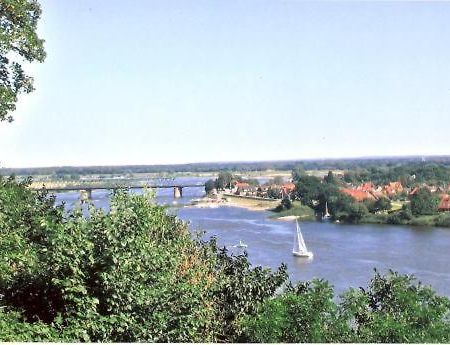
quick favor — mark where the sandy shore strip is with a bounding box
[188,194,280,212]
[276,215,300,221]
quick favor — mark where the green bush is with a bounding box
[410,216,437,227]
[242,270,450,343]
[436,213,450,227]
[340,270,450,343]
[2,177,450,343]
[410,188,440,216]
[240,279,349,342]
[0,177,287,342]
[1,181,218,341]
[273,196,293,212]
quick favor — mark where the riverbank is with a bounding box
[191,194,450,228]
[361,212,450,228]
[189,194,317,221]
[189,194,279,212]
[269,201,316,221]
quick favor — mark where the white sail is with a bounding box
[295,220,307,252]
[293,223,299,252]
[293,220,313,258]
[298,227,307,252]
[323,201,331,220]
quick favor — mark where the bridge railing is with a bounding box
[29,184,205,192]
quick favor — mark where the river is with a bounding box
[54,176,450,298]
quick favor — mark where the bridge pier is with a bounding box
[80,189,92,203]
[173,186,183,198]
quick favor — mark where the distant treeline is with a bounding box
[2,156,450,176]
[342,163,450,186]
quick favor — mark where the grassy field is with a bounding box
[269,201,316,220]
[390,201,406,212]
[223,194,280,211]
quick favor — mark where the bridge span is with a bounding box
[30,183,205,201]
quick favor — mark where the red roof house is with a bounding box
[341,189,377,202]
[281,182,296,194]
[438,194,450,212]
[356,182,375,192]
[382,182,403,196]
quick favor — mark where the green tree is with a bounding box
[243,270,450,343]
[1,185,220,341]
[267,186,281,199]
[328,191,354,220]
[204,179,216,194]
[241,279,349,343]
[387,204,413,225]
[410,187,440,216]
[211,246,287,342]
[340,270,450,343]
[0,178,288,342]
[343,171,357,184]
[294,175,322,207]
[273,196,293,212]
[0,0,46,122]
[315,183,340,216]
[324,170,336,184]
[346,202,369,223]
[373,197,391,212]
[216,171,233,190]
[291,165,306,181]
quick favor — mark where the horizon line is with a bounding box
[2,154,450,171]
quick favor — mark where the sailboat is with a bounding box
[322,201,331,221]
[293,220,313,258]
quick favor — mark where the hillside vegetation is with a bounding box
[1,177,450,342]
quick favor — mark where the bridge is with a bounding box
[30,183,205,202]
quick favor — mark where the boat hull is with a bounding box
[293,251,313,258]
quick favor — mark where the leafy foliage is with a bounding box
[294,175,323,208]
[243,270,450,343]
[241,279,349,343]
[410,187,440,216]
[1,183,219,341]
[204,179,216,194]
[210,244,287,341]
[3,158,450,180]
[386,204,413,225]
[340,270,450,343]
[215,171,234,190]
[205,172,261,194]
[0,178,287,342]
[0,0,46,122]
[324,170,336,184]
[365,197,391,213]
[436,213,450,227]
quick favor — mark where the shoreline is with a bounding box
[188,197,450,228]
[276,215,301,221]
[188,194,279,212]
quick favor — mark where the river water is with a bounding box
[54,176,450,297]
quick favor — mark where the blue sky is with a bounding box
[1,1,449,168]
